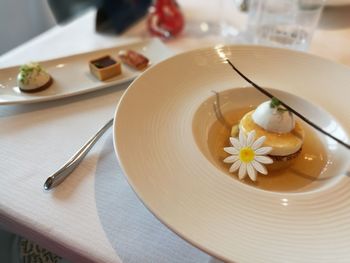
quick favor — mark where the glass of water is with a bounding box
[246,0,325,51]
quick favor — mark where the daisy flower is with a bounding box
[223,130,273,181]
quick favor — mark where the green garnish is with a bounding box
[18,62,43,84]
[270,97,287,112]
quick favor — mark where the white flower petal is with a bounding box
[229,160,241,173]
[229,137,241,149]
[223,155,239,163]
[255,155,273,164]
[239,130,247,147]
[251,160,268,175]
[238,162,247,179]
[247,163,257,181]
[255,146,272,155]
[246,130,256,147]
[224,147,239,155]
[252,135,266,150]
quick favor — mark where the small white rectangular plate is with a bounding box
[0,38,173,105]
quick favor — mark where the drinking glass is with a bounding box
[246,0,325,51]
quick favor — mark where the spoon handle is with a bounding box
[43,118,114,190]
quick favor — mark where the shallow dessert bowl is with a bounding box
[114,45,350,263]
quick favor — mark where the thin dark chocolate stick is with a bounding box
[226,59,350,150]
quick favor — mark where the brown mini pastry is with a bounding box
[89,55,121,81]
[118,50,149,70]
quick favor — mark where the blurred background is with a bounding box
[0,0,97,55]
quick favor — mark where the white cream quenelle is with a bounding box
[17,62,52,92]
[252,100,295,133]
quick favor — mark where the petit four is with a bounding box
[17,63,53,92]
[118,50,149,70]
[89,55,121,81]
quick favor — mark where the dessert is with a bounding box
[224,98,305,181]
[17,62,53,92]
[118,50,149,70]
[89,55,121,81]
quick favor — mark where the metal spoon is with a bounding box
[43,118,114,190]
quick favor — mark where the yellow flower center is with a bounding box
[239,147,255,163]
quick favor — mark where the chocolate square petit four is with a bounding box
[89,55,121,81]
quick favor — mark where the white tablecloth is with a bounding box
[1,2,350,263]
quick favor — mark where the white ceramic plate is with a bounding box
[0,39,173,105]
[114,45,350,263]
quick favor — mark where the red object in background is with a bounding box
[147,0,184,38]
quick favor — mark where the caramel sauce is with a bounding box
[208,107,328,192]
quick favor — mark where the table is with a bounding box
[1,2,350,263]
